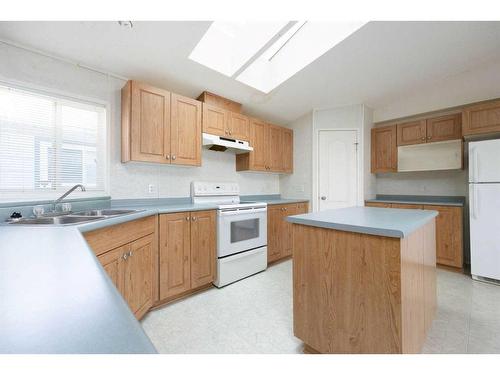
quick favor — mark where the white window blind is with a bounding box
[0,84,107,200]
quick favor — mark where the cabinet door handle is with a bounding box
[427,136,431,140]
[172,155,176,160]
[186,216,190,221]
[122,253,128,260]
[128,251,133,257]
[421,137,425,141]
[166,154,170,160]
[192,216,197,221]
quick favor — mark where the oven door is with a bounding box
[217,207,267,258]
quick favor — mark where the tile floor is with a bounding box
[141,260,500,354]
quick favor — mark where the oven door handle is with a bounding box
[218,207,267,216]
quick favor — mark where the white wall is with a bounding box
[280,104,374,210]
[371,60,500,198]
[279,112,313,201]
[312,104,374,210]
[374,60,500,122]
[0,42,279,199]
[376,170,467,196]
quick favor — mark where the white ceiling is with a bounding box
[1,21,500,124]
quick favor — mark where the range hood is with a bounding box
[398,139,463,172]
[202,133,253,154]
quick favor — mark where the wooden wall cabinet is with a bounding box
[282,128,294,173]
[202,103,250,141]
[268,202,308,264]
[122,80,202,166]
[202,103,228,137]
[229,112,250,141]
[197,91,242,113]
[171,94,202,166]
[83,216,157,320]
[236,120,293,174]
[426,114,462,142]
[396,115,462,146]
[365,201,463,269]
[397,120,427,146]
[159,210,216,302]
[371,125,397,173]
[463,99,500,136]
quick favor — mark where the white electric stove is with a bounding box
[191,181,268,287]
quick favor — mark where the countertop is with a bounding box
[0,195,309,353]
[245,198,309,205]
[0,226,156,354]
[286,206,438,238]
[365,194,465,207]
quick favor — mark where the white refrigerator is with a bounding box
[469,139,500,282]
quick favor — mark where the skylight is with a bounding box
[189,21,288,77]
[189,21,367,93]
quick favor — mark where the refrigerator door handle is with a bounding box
[471,184,479,220]
[470,147,479,183]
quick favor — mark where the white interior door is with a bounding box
[318,130,358,211]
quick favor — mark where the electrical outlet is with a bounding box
[295,184,305,193]
[148,184,156,194]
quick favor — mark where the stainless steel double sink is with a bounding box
[8,209,140,226]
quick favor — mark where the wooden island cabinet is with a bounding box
[289,207,437,354]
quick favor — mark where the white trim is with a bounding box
[0,78,109,108]
[0,38,129,82]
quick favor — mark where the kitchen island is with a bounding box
[287,206,438,354]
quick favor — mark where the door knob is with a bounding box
[320,196,327,200]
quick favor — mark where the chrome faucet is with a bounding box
[53,184,86,212]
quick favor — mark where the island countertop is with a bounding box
[286,206,438,238]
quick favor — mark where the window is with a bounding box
[189,21,367,93]
[0,84,107,201]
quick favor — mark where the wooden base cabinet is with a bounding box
[159,210,216,302]
[267,202,308,264]
[365,201,463,269]
[83,216,157,320]
[425,205,463,268]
